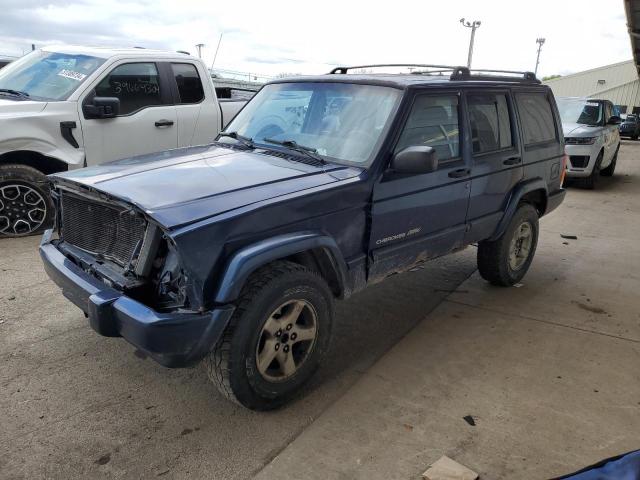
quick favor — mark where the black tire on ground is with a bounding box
[632,134,638,140]
[581,151,603,189]
[477,203,539,287]
[600,145,619,177]
[205,260,334,410]
[0,164,54,237]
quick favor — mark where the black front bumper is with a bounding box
[39,230,234,367]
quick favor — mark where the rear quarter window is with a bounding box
[515,92,557,145]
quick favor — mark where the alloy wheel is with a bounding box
[255,299,318,381]
[0,184,47,235]
[508,221,533,271]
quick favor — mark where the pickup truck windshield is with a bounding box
[557,98,603,127]
[0,51,105,101]
[224,82,401,165]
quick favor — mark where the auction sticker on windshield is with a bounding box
[57,69,87,81]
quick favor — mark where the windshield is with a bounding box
[223,82,402,165]
[626,114,637,123]
[0,50,105,101]
[556,98,603,126]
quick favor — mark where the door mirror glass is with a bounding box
[83,96,120,119]
[608,115,622,125]
[391,146,438,174]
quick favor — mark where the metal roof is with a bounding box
[625,0,640,73]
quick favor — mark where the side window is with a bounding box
[171,63,204,104]
[395,94,460,161]
[468,93,512,154]
[95,63,163,115]
[515,92,557,145]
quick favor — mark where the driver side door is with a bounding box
[368,91,471,281]
[78,61,178,166]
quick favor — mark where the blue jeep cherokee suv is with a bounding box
[40,64,566,410]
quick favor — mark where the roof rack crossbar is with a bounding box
[329,64,463,74]
[328,64,539,83]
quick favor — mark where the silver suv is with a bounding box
[557,97,621,189]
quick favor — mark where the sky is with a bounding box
[0,0,632,80]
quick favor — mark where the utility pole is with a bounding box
[195,43,205,59]
[460,18,481,68]
[535,38,546,76]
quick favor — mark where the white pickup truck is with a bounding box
[0,45,249,236]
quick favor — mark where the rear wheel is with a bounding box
[0,164,54,237]
[205,261,334,410]
[477,204,539,286]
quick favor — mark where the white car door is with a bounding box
[78,61,177,166]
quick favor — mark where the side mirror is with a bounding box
[391,146,438,174]
[607,115,621,125]
[83,97,120,119]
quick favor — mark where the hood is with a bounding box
[52,144,363,229]
[0,98,47,117]
[562,122,602,137]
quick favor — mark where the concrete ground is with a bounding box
[256,142,640,480]
[1,142,639,479]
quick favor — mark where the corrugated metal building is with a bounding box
[543,60,640,115]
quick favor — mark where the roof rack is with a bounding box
[328,64,540,83]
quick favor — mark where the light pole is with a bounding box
[460,18,481,68]
[195,43,205,59]
[535,38,546,76]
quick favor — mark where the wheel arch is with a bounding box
[488,179,548,242]
[214,232,349,304]
[0,150,69,176]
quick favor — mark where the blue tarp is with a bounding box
[554,450,640,480]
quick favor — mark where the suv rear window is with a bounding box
[515,92,557,145]
[468,93,512,154]
[171,63,204,104]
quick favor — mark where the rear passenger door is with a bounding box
[513,90,564,190]
[464,90,523,243]
[369,91,471,279]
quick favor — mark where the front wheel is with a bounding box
[600,145,619,177]
[0,164,54,237]
[581,151,603,189]
[205,261,334,410]
[477,204,539,286]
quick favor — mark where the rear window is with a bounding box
[171,63,204,104]
[516,92,557,145]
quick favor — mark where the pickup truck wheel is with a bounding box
[205,261,334,410]
[477,203,539,287]
[0,164,54,237]
[600,146,619,177]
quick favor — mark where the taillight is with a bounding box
[560,152,568,187]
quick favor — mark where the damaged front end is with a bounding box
[40,182,234,367]
[51,186,188,312]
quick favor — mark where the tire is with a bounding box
[581,151,603,189]
[600,145,619,177]
[0,164,54,237]
[477,203,539,287]
[205,260,334,410]
[632,134,638,140]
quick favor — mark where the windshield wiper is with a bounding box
[217,131,255,149]
[0,88,30,98]
[263,138,327,164]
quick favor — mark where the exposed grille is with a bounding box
[569,155,589,168]
[60,192,146,267]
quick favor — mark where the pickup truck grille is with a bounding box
[60,192,146,267]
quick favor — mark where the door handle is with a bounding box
[448,168,470,178]
[503,156,522,166]
[155,119,174,127]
